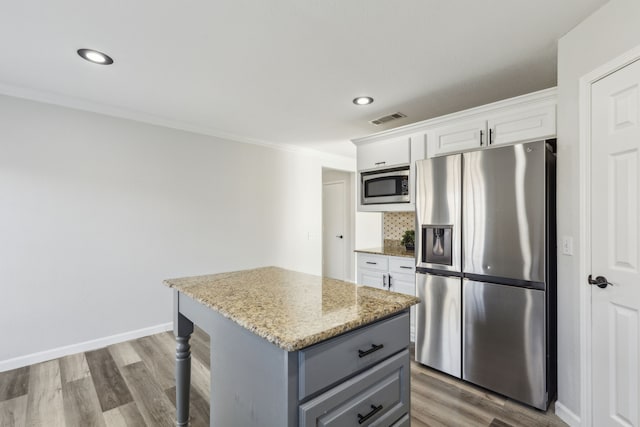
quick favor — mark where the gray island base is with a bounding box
[164,267,419,427]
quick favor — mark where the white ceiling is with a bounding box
[0,0,608,158]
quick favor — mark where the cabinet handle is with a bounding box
[358,343,385,358]
[479,130,484,146]
[382,274,388,287]
[358,404,383,424]
[400,266,413,269]
[388,274,393,287]
[366,261,377,265]
[489,128,494,145]
[374,161,386,166]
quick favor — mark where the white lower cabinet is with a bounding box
[357,253,416,342]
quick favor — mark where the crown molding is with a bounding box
[0,82,354,165]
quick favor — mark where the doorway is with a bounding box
[581,48,640,426]
[322,168,355,281]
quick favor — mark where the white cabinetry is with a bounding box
[427,96,556,157]
[428,118,486,156]
[355,132,427,212]
[357,136,411,171]
[357,253,416,341]
[487,104,556,147]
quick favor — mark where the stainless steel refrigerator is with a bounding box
[414,140,557,410]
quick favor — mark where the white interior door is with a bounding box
[323,181,345,280]
[591,58,640,427]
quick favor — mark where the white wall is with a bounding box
[556,0,640,421]
[0,94,356,368]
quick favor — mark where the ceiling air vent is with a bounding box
[369,112,407,126]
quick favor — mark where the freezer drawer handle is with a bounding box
[358,343,384,358]
[588,274,613,289]
[357,404,383,424]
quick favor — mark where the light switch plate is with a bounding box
[561,236,574,256]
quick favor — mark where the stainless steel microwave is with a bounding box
[361,166,410,205]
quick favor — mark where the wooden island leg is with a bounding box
[175,309,194,426]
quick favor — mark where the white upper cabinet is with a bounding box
[357,135,411,171]
[427,118,486,157]
[355,132,426,212]
[352,88,557,210]
[487,104,556,147]
[426,90,557,157]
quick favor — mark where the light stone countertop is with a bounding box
[355,245,416,258]
[164,266,419,351]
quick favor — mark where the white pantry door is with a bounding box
[591,58,640,426]
[322,181,345,280]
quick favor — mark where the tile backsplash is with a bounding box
[383,211,415,241]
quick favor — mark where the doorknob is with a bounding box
[588,274,613,289]
[336,235,343,239]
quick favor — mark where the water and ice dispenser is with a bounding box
[421,225,453,266]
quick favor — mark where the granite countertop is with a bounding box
[164,266,419,352]
[355,244,415,258]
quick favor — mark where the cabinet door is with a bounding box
[389,273,416,342]
[427,118,486,157]
[357,136,411,171]
[358,269,386,290]
[487,104,556,146]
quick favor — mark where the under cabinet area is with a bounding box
[357,253,416,342]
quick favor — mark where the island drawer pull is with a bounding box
[366,261,377,265]
[358,343,384,358]
[358,404,383,424]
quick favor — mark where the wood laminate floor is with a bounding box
[0,328,567,426]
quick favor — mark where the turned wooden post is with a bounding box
[174,291,194,427]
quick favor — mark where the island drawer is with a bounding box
[357,254,389,272]
[298,312,409,400]
[391,414,410,426]
[299,349,410,427]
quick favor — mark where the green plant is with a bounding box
[400,230,415,247]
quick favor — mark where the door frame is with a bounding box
[578,43,640,427]
[322,179,348,280]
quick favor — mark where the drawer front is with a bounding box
[299,312,409,400]
[391,414,410,427]
[388,257,415,274]
[299,350,410,427]
[357,254,389,272]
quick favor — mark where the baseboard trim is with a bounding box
[0,322,173,372]
[555,401,581,427]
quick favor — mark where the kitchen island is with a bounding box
[164,266,419,427]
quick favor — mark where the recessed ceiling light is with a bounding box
[353,96,374,105]
[77,49,114,65]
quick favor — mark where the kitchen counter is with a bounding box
[168,266,419,426]
[355,244,416,259]
[164,266,419,351]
